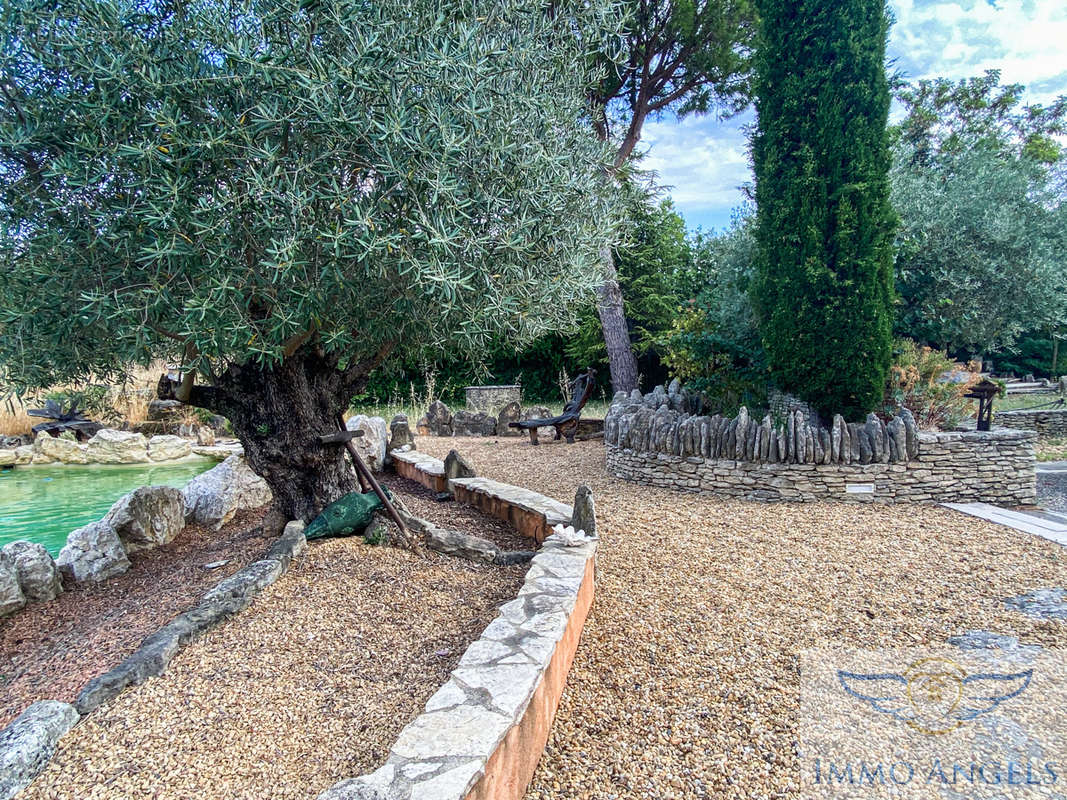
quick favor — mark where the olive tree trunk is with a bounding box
[159,346,371,522]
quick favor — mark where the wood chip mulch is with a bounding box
[0,508,272,728]
[417,436,1067,800]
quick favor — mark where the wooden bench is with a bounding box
[508,367,596,445]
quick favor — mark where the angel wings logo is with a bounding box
[838,657,1033,735]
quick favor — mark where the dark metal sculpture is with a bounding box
[965,378,1001,432]
[508,367,597,445]
[27,398,104,440]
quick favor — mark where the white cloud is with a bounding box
[646,0,1067,229]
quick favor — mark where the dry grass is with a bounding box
[417,437,1067,800]
[0,363,167,436]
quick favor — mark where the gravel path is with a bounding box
[22,504,523,799]
[0,508,273,728]
[419,437,1067,800]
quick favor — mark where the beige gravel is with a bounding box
[419,437,1067,800]
[22,526,523,799]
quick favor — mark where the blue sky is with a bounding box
[640,0,1067,233]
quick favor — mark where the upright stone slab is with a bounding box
[571,484,597,538]
[444,450,477,490]
[388,414,415,452]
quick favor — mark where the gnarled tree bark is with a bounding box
[159,344,389,522]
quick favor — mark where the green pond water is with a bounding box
[0,460,215,556]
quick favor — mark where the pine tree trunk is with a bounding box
[162,347,364,522]
[597,245,640,394]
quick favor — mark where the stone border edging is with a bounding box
[317,528,597,800]
[392,450,574,544]
[0,521,307,800]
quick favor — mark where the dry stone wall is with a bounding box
[605,388,1036,505]
[995,408,1067,438]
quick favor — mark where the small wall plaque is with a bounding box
[845,483,876,494]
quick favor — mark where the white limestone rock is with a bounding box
[0,559,26,618]
[85,429,150,464]
[0,450,15,467]
[105,486,185,553]
[14,446,33,465]
[0,700,80,800]
[33,433,89,464]
[345,415,388,472]
[56,519,130,582]
[181,455,272,530]
[1,541,62,603]
[147,434,192,462]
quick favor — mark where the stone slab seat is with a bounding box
[449,477,572,544]
[391,450,448,493]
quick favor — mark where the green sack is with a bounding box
[305,490,390,540]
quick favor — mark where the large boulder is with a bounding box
[1,541,62,603]
[105,486,185,553]
[496,401,522,437]
[452,410,496,437]
[196,426,216,447]
[0,559,26,618]
[388,414,415,452]
[147,435,192,462]
[181,455,273,530]
[0,449,15,467]
[56,519,130,582]
[14,446,33,465]
[86,429,150,464]
[33,433,89,464]
[345,415,388,472]
[418,400,453,436]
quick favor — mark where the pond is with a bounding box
[0,460,215,555]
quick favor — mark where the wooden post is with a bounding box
[333,414,410,539]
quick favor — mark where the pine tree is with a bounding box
[751,0,896,420]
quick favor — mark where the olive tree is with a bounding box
[0,0,619,519]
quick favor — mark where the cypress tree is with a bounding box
[751,0,896,420]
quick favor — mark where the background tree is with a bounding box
[891,72,1067,359]
[0,0,619,520]
[662,207,765,411]
[566,188,691,388]
[589,0,757,394]
[751,0,896,420]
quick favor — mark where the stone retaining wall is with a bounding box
[605,389,1036,505]
[392,451,448,493]
[392,451,573,543]
[996,408,1067,438]
[318,527,597,800]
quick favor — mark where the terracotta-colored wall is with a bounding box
[394,457,448,493]
[452,484,551,544]
[465,557,595,800]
